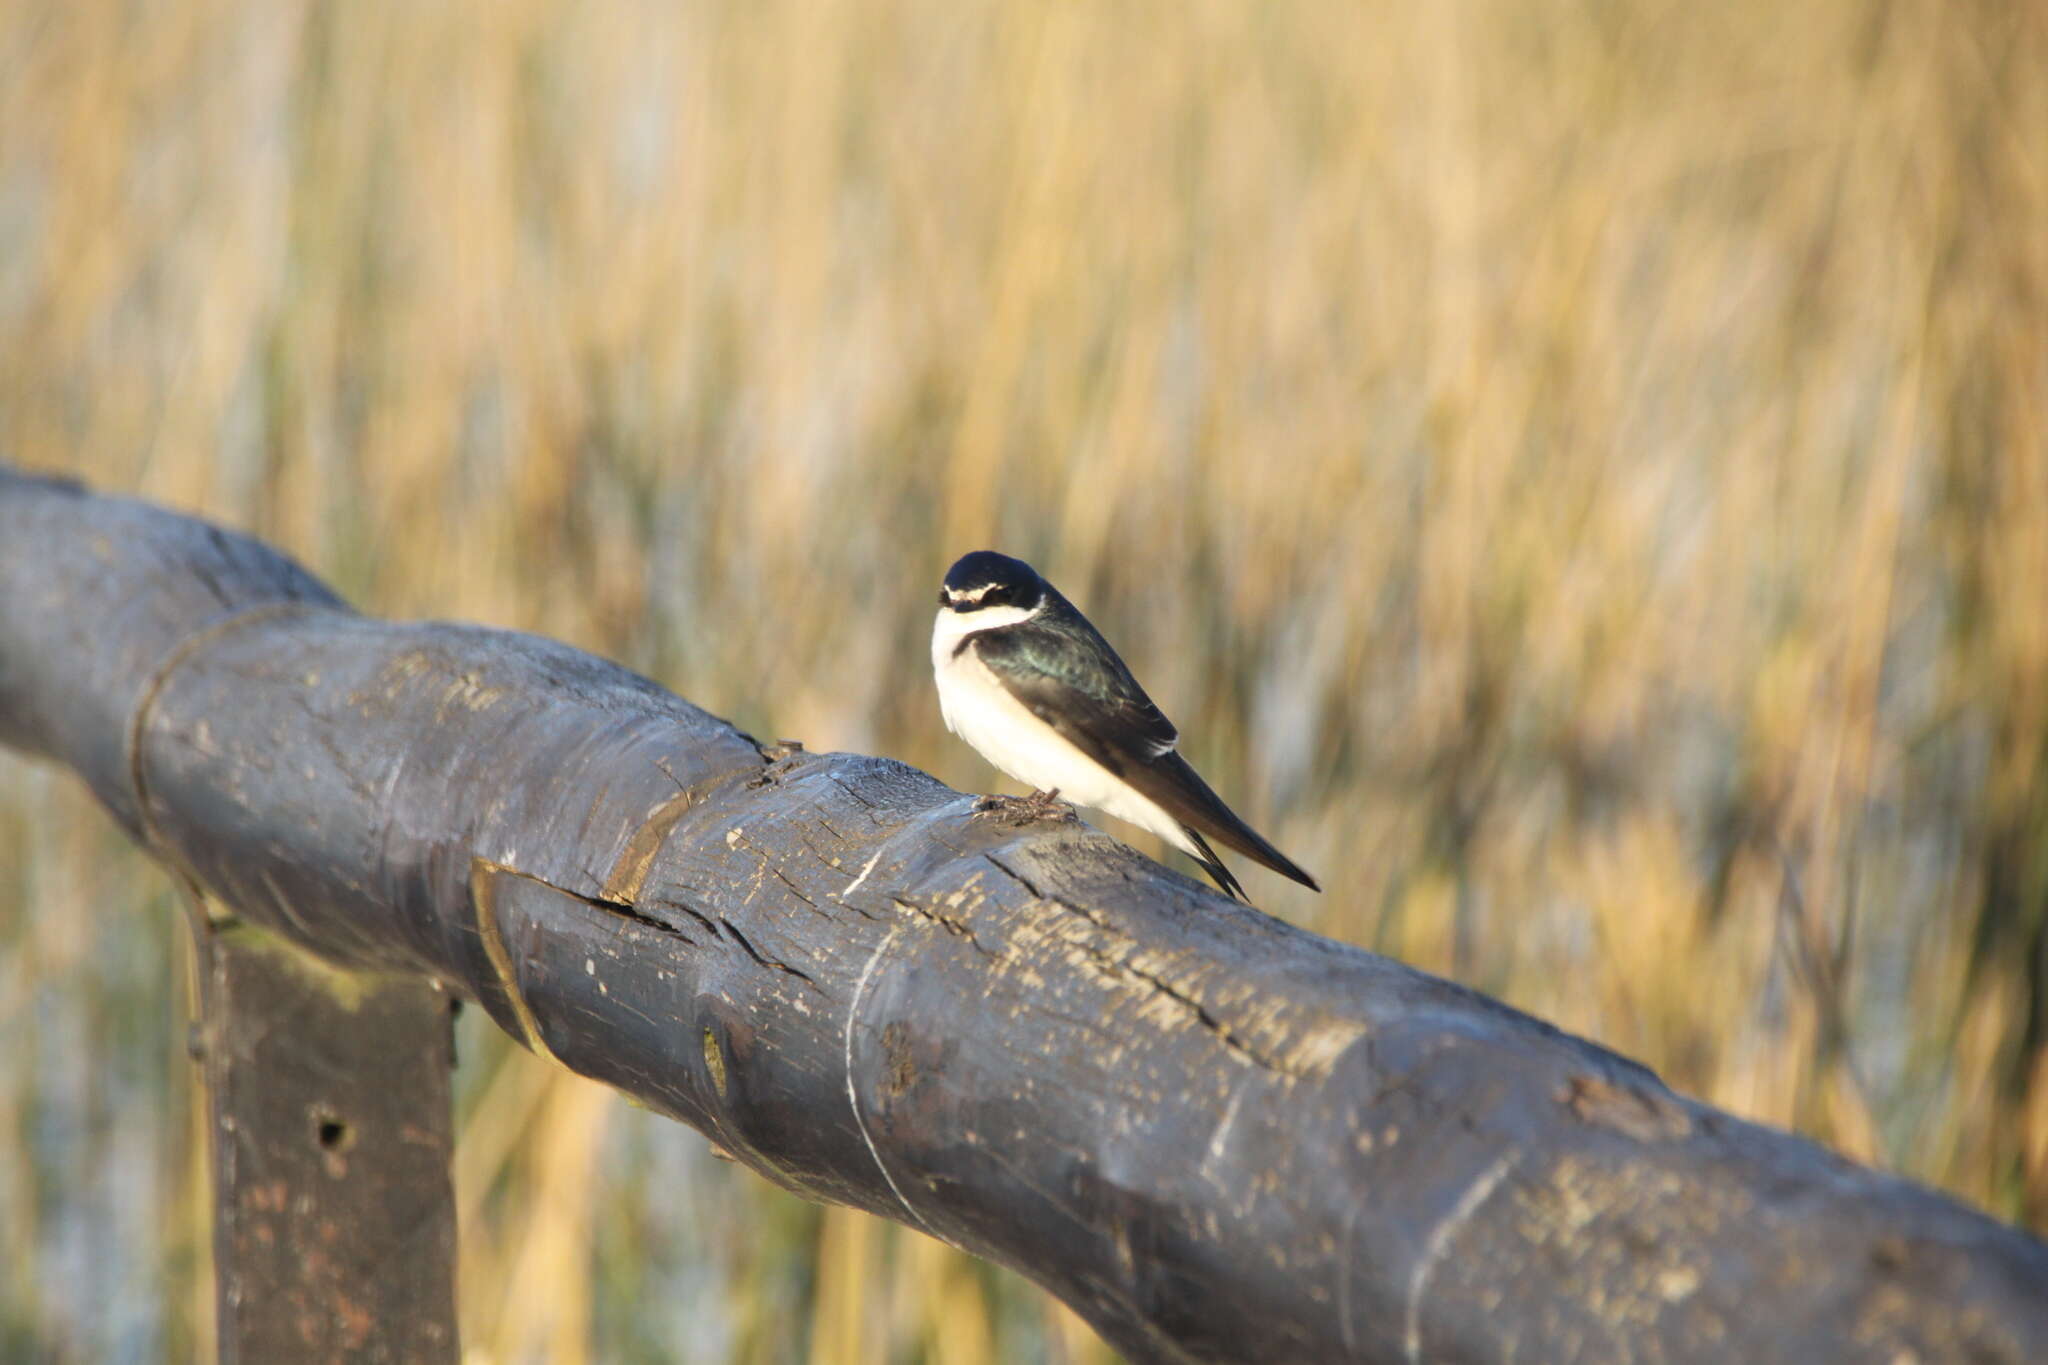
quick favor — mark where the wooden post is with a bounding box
[194,915,459,1364]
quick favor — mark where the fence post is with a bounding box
[192,911,459,1364]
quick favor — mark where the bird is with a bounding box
[932,550,1319,901]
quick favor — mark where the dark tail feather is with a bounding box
[1184,828,1248,902]
[1133,753,1321,893]
[1206,811,1320,892]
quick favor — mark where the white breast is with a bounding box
[931,609,1198,858]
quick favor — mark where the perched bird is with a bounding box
[932,550,1318,901]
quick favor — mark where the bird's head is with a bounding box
[938,551,1046,615]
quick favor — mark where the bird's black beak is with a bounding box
[937,589,952,608]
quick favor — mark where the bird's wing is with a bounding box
[972,606,1319,893]
[967,603,1180,758]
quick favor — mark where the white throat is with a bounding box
[930,602,1041,665]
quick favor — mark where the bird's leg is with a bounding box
[971,788,1069,823]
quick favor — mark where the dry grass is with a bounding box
[3,0,2046,1358]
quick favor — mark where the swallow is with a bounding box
[932,550,1318,900]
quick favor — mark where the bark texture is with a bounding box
[2,465,2044,1363]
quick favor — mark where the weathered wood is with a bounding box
[2,464,2045,1364]
[197,919,457,1364]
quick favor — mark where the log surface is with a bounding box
[2,465,2043,1364]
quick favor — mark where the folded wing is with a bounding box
[971,601,1320,894]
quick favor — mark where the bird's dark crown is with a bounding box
[939,551,1045,612]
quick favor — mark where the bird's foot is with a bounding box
[971,789,1071,825]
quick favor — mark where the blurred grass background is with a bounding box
[2,0,2046,1359]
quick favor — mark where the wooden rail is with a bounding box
[2,465,2043,1363]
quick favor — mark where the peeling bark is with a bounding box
[2,465,2045,1364]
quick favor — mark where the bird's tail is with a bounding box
[1184,828,1248,902]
